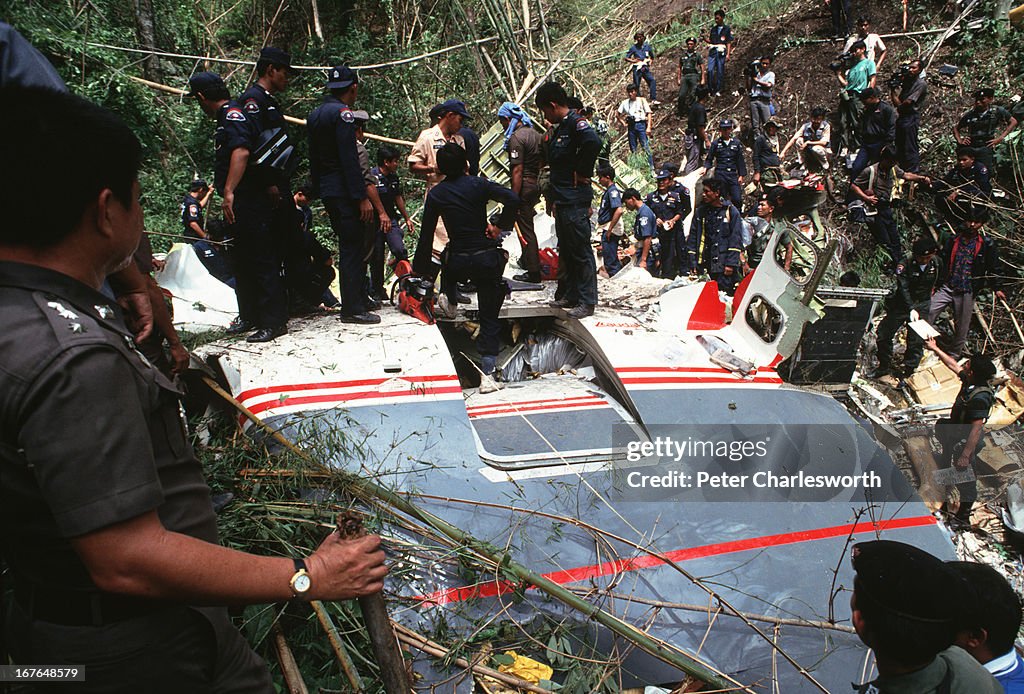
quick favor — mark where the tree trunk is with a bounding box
[132,0,162,81]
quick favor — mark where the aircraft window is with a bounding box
[776,220,820,286]
[745,295,783,344]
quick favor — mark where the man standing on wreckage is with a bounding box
[0,86,387,691]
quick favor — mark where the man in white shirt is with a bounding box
[617,84,654,170]
[749,56,775,136]
[844,16,887,68]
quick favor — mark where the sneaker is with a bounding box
[479,373,503,394]
[225,317,255,335]
[567,304,595,319]
[339,312,382,324]
[246,325,287,343]
[435,294,457,319]
[548,297,573,308]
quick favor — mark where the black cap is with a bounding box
[973,87,995,99]
[719,118,735,129]
[437,99,471,119]
[852,541,966,623]
[326,65,357,90]
[187,71,225,97]
[654,168,672,179]
[428,103,445,121]
[912,237,938,256]
[259,46,292,68]
[859,87,881,100]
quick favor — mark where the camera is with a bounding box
[744,57,762,81]
[828,51,854,72]
[886,64,911,90]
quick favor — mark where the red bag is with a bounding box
[539,248,559,281]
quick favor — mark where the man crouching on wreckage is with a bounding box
[0,87,387,691]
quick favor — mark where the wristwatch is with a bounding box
[289,558,312,598]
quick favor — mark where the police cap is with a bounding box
[654,168,672,180]
[437,99,471,120]
[326,65,358,90]
[852,540,966,623]
[719,118,735,129]
[186,71,225,97]
[259,46,292,68]
[912,237,938,256]
[973,87,995,99]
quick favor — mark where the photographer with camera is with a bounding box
[890,59,927,172]
[834,40,876,156]
[617,84,655,170]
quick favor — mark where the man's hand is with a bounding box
[753,172,761,184]
[117,290,154,343]
[151,257,166,272]
[168,342,190,376]
[910,309,920,323]
[379,212,391,233]
[359,199,374,224]
[405,218,415,235]
[864,193,879,206]
[222,191,236,225]
[924,336,939,352]
[738,175,745,185]
[485,223,503,240]
[305,533,388,600]
[954,454,972,470]
[723,265,735,276]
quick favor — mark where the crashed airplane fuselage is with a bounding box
[180,216,953,691]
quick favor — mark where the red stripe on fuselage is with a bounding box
[415,515,938,606]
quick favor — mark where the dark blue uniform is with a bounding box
[705,136,746,207]
[181,193,205,241]
[458,126,482,176]
[307,95,369,317]
[707,24,732,94]
[545,109,602,307]
[417,175,519,356]
[632,203,658,272]
[597,184,623,276]
[626,41,657,101]
[687,201,744,293]
[876,253,943,376]
[937,161,992,222]
[214,101,287,330]
[644,187,691,278]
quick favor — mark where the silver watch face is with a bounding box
[293,573,311,593]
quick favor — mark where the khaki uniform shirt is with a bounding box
[408,125,466,254]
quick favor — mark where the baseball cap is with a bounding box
[654,168,672,179]
[326,65,358,89]
[973,87,995,99]
[437,99,471,120]
[259,47,292,68]
[187,71,225,97]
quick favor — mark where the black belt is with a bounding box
[15,582,170,627]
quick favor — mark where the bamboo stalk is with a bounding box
[127,75,415,146]
[272,624,310,694]
[311,600,365,693]
[198,375,745,692]
[999,298,1024,344]
[392,622,556,694]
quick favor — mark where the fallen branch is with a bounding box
[271,624,310,694]
[127,75,415,146]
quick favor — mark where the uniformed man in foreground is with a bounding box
[935,146,992,223]
[704,118,746,207]
[190,71,289,342]
[535,82,602,319]
[954,87,1018,171]
[307,65,380,324]
[415,143,519,390]
[0,85,387,692]
[752,119,784,188]
[869,236,943,383]
[687,177,744,294]
[497,101,544,283]
[645,169,690,279]
[850,540,1002,693]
